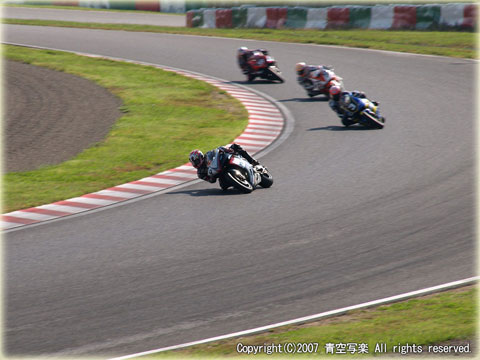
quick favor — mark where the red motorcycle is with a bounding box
[244,51,284,83]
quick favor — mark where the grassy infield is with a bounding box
[4,10,477,358]
[3,45,248,212]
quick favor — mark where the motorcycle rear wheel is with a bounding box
[225,169,254,193]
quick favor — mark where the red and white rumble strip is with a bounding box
[2,66,285,231]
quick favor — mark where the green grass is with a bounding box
[3,45,247,212]
[150,287,476,358]
[3,18,477,59]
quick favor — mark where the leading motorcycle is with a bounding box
[244,51,284,83]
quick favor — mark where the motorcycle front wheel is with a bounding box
[361,111,384,129]
[266,67,284,83]
[259,170,274,188]
[225,169,254,193]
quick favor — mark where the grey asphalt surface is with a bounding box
[4,24,476,357]
[3,6,186,26]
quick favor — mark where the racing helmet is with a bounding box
[189,149,204,168]
[329,85,342,101]
[238,47,248,56]
[339,92,351,108]
[295,62,307,76]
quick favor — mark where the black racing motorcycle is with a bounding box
[208,149,273,193]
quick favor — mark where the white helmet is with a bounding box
[238,47,248,56]
[295,62,307,75]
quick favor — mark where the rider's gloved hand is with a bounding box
[230,143,241,152]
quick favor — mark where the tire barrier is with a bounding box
[7,1,476,30]
[187,3,477,31]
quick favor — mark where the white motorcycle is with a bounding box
[299,66,344,98]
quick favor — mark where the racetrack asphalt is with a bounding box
[3,22,476,357]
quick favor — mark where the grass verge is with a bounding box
[3,45,247,212]
[149,286,476,358]
[3,18,477,59]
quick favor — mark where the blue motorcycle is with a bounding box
[340,93,385,129]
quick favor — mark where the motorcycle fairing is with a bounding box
[229,155,256,185]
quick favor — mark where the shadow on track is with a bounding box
[278,97,329,103]
[167,188,247,197]
[230,80,283,86]
[308,125,373,131]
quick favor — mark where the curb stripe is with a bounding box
[21,207,73,216]
[2,49,287,231]
[2,215,38,225]
[243,129,281,135]
[250,114,283,119]
[7,211,57,221]
[83,193,128,201]
[37,204,87,213]
[236,138,273,145]
[68,197,118,206]
[245,104,278,110]
[95,190,141,199]
[244,104,278,111]
[106,187,152,195]
[249,121,284,127]
[1,221,23,229]
[235,98,273,104]
[53,201,100,209]
[131,181,172,188]
[247,124,283,130]
[151,174,194,181]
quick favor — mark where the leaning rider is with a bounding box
[237,47,269,74]
[189,143,259,184]
[329,90,378,127]
[295,62,335,94]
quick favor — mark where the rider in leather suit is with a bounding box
[329,90,378,127]
[189,144,259,186]
[296,62,336,95]
[237,47,269,75]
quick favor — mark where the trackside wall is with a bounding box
[185,3,477,30]
[5,0,478,29]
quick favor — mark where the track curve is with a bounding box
[2,56,288,229]
[4,24,476,357]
